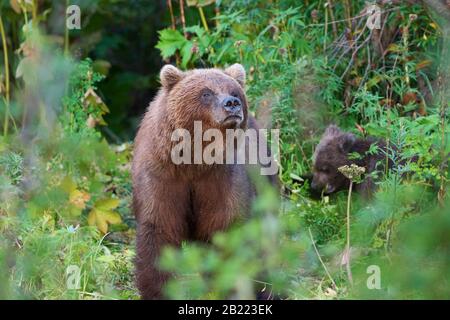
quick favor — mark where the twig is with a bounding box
[350,40,372,107]
[343,0,352,29]
[327,0,338,38]
[329,11,366,60]
[308,228,338,290]
[0,15,10,136]
[332,23,368,71]
[167,0,176,30]
[339,30,372,80]
[305,5,400,29]
[305,10,371,28]
[179,0,188,38]
[166,0,181,65]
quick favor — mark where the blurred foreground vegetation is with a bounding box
[0,0,449,299]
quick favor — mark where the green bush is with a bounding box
[0,0,448,300]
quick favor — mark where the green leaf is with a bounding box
[180,41,194,68]
[289,173,304,182]
[156,29,187,59]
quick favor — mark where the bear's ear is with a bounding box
[339,133,356,153]
[324,124,341,138]
[160,64,184,90]
[224,63,246,87]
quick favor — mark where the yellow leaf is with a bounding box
[87,210,96,226]
[94,198,120,211]
[87,198,122,234]
[187,0,215,7]
[416,59,432,70]
[69,190,90,209]
[103,211,122,224]
[83,88,110,114]
[42,212,55,229]
[61,176,77,193]
[10,0,21,13]
[95,212,109,234]
[386,43,401,53]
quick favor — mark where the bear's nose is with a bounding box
[222,96,242,113]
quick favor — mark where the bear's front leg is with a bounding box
[133,177,190,299]
[135,222,173,299]
[192,169,252,241]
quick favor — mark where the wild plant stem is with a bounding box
[179,0,188,38]
[438,29,449,205]
[198,7,209,32]
[167,0,176,30]
[32,0,38,26]
[309,228,338,290]
[343,0,352,30]
[22,5,29,27]
[323,3,328,55]
[65,0,69,55]
[0,15,10,137]
[345,181,353,286]
[327,0,338,38]
[214,6,220,27]
[198,6,215,57]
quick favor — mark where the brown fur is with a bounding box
[132,64,276,299]
[311,125,388,196]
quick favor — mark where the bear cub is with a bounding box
[311,125,391,196]
[132,64,277,299]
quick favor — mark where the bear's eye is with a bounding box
[201,89,214,99]
[231,92,239,98]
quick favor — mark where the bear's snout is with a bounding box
[311,176,336,194]
[311,172,329,193]
[222,96,242,113]
[310,177,321,192]
[218,96,243,126]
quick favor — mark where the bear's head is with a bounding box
[311,125,356,194]
[160,64,248,131]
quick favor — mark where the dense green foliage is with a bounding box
[0,0,449,299]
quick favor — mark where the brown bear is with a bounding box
[132,64,277,299]
[311,125,390,196]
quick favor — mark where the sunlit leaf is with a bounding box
[69,190,90,209]
[87,198,122,234]
[83,88,109,113]
[181,41,194,68]
[416,59,432,70]
[156,29,187,59]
